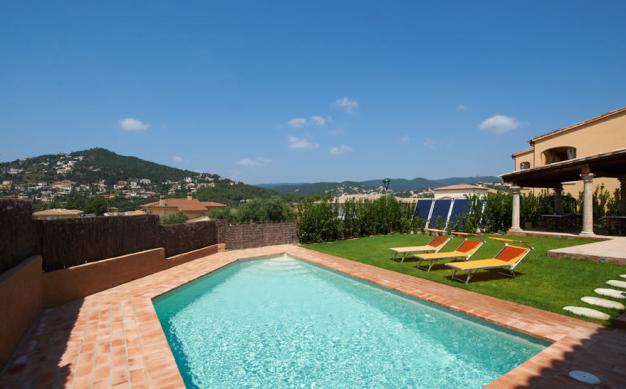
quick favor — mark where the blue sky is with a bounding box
[1,1,625,184]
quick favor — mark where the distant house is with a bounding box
[141,195,226,219]
[431,184,493,199]
[32,208,83,220]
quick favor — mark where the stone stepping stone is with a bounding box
[621,274,626,279]
[581,296,625,310]
[595,288,626,299]
[563,306,610,320]
[606,280,626,289]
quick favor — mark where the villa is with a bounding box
[141,195,226,219]
[503,106,626,237]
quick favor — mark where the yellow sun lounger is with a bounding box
[412,239,484,272]
[390,236,450,263]
[445,244,531,284]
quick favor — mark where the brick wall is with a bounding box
[218,222,298,250]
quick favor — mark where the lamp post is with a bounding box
[382,178,391,203]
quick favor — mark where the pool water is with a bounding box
[154,256,546,388]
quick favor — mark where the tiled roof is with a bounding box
[32,208,83,216]
[530,106,626,143]
[141,198,225,212]
[433,184,487,191]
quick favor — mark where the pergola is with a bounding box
[500,148,626,236]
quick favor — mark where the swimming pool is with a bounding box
[153,255,546,388]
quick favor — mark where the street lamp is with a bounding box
[382,178,391,194]
[382,178,391,205]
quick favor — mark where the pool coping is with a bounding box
[1,244,623,388]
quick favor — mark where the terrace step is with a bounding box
[607,280,626,289]
[581,296,625,310]
[595,288,626,299]
[563,306,610,320]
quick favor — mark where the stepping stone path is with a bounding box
[581,296,625,310]
[595,288,626,299]
[563,306,610,320]
[621,274,626,279]
[607,280,626,289]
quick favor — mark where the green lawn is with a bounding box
[303,234,626,325]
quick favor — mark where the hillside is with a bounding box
[0,148,278,209]
[259,176,501,196]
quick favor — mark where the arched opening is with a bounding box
[519,161,530,170]
[543,147,576,164]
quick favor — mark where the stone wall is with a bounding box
[219,222,298,250]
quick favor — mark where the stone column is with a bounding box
[509,186,522,233]
[554,184,563,215]
[618,176,626,216]
[580,173,595,237]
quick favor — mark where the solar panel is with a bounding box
[429,199,451,229]
[448,199,471,229]
[414,199,433,220]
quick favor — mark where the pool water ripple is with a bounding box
[154,256,545,388]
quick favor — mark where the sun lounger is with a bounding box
[445,244,531,284]
[413,239,484,271]
[390,236,450,263]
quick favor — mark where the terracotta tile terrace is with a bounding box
[1,244,625,388]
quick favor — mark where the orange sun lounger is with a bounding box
[412,239,484,271]
[389,236,450,263]
[445,244,531,284]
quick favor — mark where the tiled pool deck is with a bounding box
[1,245,625,388]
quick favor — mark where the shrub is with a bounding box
[208,196,294,224]
[160,212,188,225]
[296,197,419,243]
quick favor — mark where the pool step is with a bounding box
[563,306,610,320]
[595,288,626,299]
[581,296,625,310]
[606,280,626,289]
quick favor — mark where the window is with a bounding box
[542,147,576,164]
[519,161,530,170]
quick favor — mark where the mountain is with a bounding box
[258,176,501,197]
[0,148,277,209]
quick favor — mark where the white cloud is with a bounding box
[335,97,358,113]
[288,136,319,150]
[330,145,353,155]
[456,104,468,112]
[309,115,327,126]
[287,118,308,128]
[236,157,271,167]
[119,117,149,132]
[172,155,184,163]
[288,115,329,128]
[423,137,436,150]
[400,135,410,144]
[479,115,524,134]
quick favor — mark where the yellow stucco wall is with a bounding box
[511,110,626,196]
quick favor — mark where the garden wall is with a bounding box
[0,199,36,273]
[0,256,42,369]
[42,244,224,308]
[218,222,298,250]
[160,221,219,257]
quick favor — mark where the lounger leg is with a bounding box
[451,269,458,282]
[465,270,473,284]
[427,260,434,272]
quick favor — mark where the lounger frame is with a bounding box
[449,244,531,284]
[415,239,485,272]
